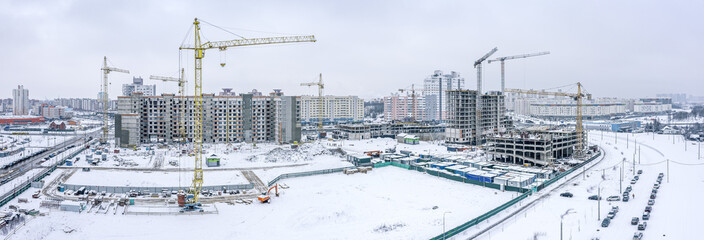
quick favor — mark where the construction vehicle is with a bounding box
[178,18,315,211]
[100,57,129,145]
[257,184,279,203]
[364,150,382,158]
[300,74,325,138]
[487,51,550,92]
[473,47,498,146]
[504,82,591,158]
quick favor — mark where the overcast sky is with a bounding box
[1,0,702,101]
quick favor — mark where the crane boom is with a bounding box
[503,82,587,158]
[180,35,316,50]
[474,47,499,67]
[487,51,550,92]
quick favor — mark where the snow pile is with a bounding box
[373,223,406,233]
[253,142,345,163]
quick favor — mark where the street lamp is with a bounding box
[597,180,607,220]
[560,208,575,240]
[443,211,452,240]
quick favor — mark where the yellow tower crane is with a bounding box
[178,18,316,209]
[149,68,186,143]
[398,84,427,122]
[300,73,325,138]
[503,82,591,158]
[100,56,129,145]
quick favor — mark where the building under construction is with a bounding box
[486,126,581,167]
[445,90,511,145]
[114,91,300,147]
[333,122,445,140]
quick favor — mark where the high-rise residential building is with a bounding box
[445,90,510,145]
[300,95,364,124]
[656,93,686,104]
[115,90,300,146]
[423,70,464,121]
[383,94,426,122]
[122,77,156,96]
[12,85,29,115]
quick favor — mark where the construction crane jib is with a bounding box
[473,47,498,146]
[503,82,590,157]
[300,74,324,138]
[487,51,550,92]
[178,18,316,208]
[100,56,129,145]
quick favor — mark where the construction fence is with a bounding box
[267,167,348,187]
[428,150,603,240]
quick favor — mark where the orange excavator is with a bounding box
[364,150,381,158]
[257,184,279,203]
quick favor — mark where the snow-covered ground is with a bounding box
[339,138,451,155]
[0,169,44,196]
[472,130,703,240]
[9,166,515,240]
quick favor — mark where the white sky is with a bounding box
[1,0,702,100]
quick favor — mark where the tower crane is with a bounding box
[487,51,550,92]
[149,68,186,143]
[178,18,315,210]
[100,56,129,145]
[300,73,325,138]
[504,82,591,158]
[473,47,498,146]
[398,84,426,122]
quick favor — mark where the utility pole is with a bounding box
[638,146,641,164]
[620,160,623,193]
[667,159,670,183]
[685,136,687,151]
[627,134,629,149]
[615,132,617,144]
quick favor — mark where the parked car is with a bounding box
[601,218,611,227]
[631,179,637,184]
[560,192,573,198]
[607,211,616,219]
[588,195,601,200]
[606,196,620,201]
[638,221,648,230]
[650,194,656,199]
[651,189,658,194]
[633,232,643,240]
[623,195,630,202]
[631,217,639,225]
[634,175,640,180]
[626,186,632,192]
[611,206,619,213]
[648,199,655,205]
[637,169,643,174]
[645,206,652,212]
[654,183,660,189]
[643,211,650,220]
[659,172,664,177]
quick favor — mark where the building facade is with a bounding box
[122,77,156,96]
[116,91,300,146]
[300,95,364,124]
[445,90,510,145]
[383,94,426,122]
[422,70,464,121]
[486,128,580,166]
[12,85,29,115]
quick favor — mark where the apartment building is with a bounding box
[422,70,465,121]
[300,95,364,124]
[445,90,511,145]
[383,94,426,122]
[115,91,300,147]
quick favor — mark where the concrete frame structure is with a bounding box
[333,122,445,141]
[487,128,580,166]
[423,70,464,121]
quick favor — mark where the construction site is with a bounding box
[5,1,703,239]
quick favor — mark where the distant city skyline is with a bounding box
[1,1,703,100]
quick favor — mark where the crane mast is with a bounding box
[473,47,498,146]
[300,74,324,138]
[100,56,129,145]
[179,18,316,208]
[487,51,550,92]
